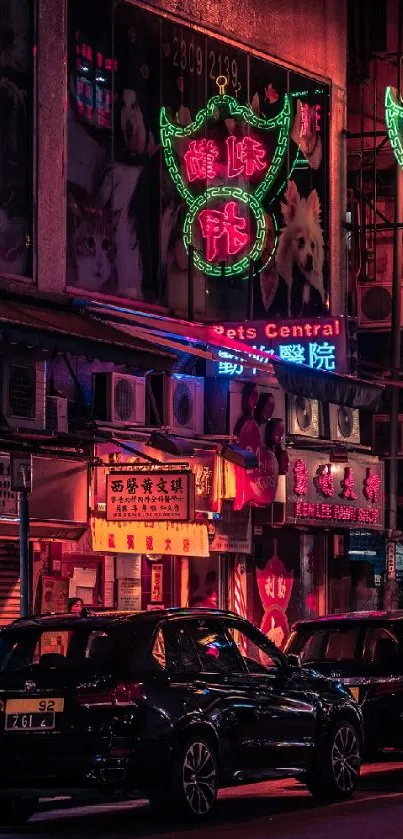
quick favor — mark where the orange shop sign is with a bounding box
[91,517,209,557]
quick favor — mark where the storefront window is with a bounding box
[0,1,32,277]
[328,531,387,614]
[67,0,329,319]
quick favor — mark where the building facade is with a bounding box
[0,0,387,647]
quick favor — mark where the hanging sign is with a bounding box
[160,76,291,278]
[0,455,18,517]
[106,469,194,522]
[91,517,209,557]
[286,451,384,530]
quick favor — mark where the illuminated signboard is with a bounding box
[208,316,346,376]
[160,76,291,277]
[385,86,403,170]
[286,451,384,531]
[106,469,195,522]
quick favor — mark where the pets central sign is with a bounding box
[208,316,347,376]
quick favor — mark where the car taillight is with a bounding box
[76,681,145,708]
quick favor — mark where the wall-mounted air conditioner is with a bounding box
[288,395,320,438]
[165,375,204,437]
[46,396,69,434]
[93,372,146,426]
[2,359,46,431]
[357,283,403,329]
[329,404,360,445]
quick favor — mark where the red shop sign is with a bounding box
[234,418,279,511]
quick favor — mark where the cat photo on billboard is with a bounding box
[260,180,325,317]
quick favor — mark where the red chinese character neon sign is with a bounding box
[293,458,309,496]
[339,467,357,501]
[363,467,381,503]
[226,136,268,178]
[183,139,219,182]
[315,464,334,498]
[198,201,249,262]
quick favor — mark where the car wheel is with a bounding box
[149,736,218,822]
[307,720,361,800]
[0,796,37,826]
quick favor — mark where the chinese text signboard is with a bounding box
[0,455,18,517]
[91,518,209,557]
[106,470,194,522]
[208,316,346,377]
[67,0,329,321]
[286,451,384,530]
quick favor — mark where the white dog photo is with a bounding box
[260,179,325,317]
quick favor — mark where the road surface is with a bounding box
[3,760,403,839]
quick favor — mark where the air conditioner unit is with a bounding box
[357,283,403,329]
[373,414,403,455]
[329,404,360,444]
[2,359,46,430]
[46,396,69,434]
[166,375,204,437]
[288,395,320,438]
[204,378,285,437]
[93,372,146,426]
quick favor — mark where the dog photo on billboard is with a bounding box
[260,179,325,317]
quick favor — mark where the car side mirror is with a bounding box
[287,653,301,668]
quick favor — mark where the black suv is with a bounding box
[0,608,363,824]
[285,610,403,757]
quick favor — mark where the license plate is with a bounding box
[5,697,64,714]
[350,687,360,702]
[5,712,55,731]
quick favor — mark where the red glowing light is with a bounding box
[198,201,249,261]
[315,464,334,498]
[293,458,309,496]
[184,139,219,182]
[363,467,381,503]
[314,104,321,132]
[339,467,357,501]
[226,136,267,178]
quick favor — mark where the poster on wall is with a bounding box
[0,0,32,278]
[41,576,69,614]
[0,455,18,517]
[67,0,329,320]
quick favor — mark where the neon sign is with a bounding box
[287,452,384,531]
[208,317,346,377]
[385,86,403,171]
[160,76,292,277]
[75,31,118,129]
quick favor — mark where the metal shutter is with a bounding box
[0,541,20,626]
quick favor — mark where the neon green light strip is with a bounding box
[385,86,403,170]
[160,94,292,206]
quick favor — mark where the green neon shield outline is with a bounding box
[385,86,403,170]
[160,93,292,207]
[183,186,277,277]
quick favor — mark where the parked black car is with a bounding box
[0,608,363,824]
[285,610,403,757]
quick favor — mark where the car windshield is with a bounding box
[287,626,362,664]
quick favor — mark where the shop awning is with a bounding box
[80,301,384,409]
[0,297,177,371]
[0,519,88,541]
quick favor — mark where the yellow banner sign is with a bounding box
[91,517,209,557]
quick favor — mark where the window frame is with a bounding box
[224,617,287,674]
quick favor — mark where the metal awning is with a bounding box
[80,301,384,409]
[0,297,177,371]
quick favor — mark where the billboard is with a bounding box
[67,0,330,321]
